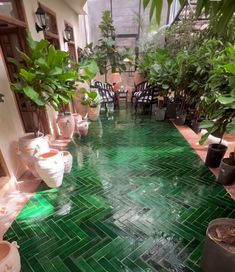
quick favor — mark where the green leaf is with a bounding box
[26,32,37,51]
[200,120,215,129]
[224,63,235,75]
[23,86,45,106]
[143,0,150,9]
[199,132,210,145]
[17,49,32,65]
[7,57,21,69]
[156,0,163,25]
[226,118,235,133]
[20,69,36,82]
[49,67,63,76]
[217,96,235,104]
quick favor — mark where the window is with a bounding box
[0,0,25,20]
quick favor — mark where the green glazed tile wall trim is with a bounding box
[5,107,235,271]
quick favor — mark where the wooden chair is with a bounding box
[135,85,159,113]
[93,81,115,107]
[131,81,149,104]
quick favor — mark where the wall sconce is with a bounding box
[35,6,47,32]
[64,25,73,43]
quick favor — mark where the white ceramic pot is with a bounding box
[62,151,73,173]
[76,120,89,136]
[0,241,21,272]
[73,113,83,133]
[34,149,65,188]
[57,113,75,139]
[19,132,49,177]
[88,105,101,121]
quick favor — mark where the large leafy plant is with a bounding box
[199,43,235,144]
[10,34,78,113]
[139,48,178,97]
[10,33,98,135]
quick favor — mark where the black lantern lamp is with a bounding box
[64,25,73,43]
[35,6,47,32]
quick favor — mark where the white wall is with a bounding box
[22,0,87,51]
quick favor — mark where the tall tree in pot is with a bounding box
[199,43,235,170]
[81,10,127,82]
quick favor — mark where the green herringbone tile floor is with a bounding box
[5,106,235,271]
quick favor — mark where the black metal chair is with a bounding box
[93,81,115,107]
[131,81,149,104]
[135,85,159,113]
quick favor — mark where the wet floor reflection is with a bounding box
[5,106,235,272]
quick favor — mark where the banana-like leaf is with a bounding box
[23,86,45,106]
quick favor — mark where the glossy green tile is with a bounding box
[4,106,235,271]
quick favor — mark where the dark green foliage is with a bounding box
[82,10,127,79]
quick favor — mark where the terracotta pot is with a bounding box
[62,151,73,173]
[72,113,83,133]
[0,241,21,272]
[88,105,101,121]
[57,113,75,139]
[74,83,89,117]
[76,120,89,136]
[34,149,65,188]
[19,132,49,177]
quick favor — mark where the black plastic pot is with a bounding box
[191,120,201,134]
[201,218,235,272]
[174,112,186,126]
[165,102,180,119]
[217,158,235,185]
[205,144,227,168]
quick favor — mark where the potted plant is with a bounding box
[199,43,235,169]
[82,10,127,82]
[147,48,179,119]
[201,218,235,272]
[81,89,102,121]
[10,33,78,176]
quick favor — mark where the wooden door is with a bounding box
[0,27,50,134]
